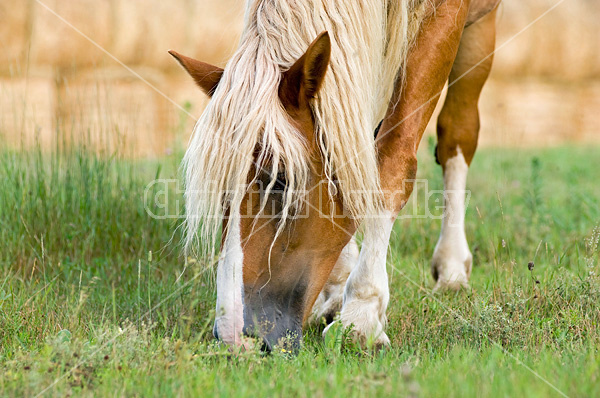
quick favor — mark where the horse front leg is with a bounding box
[323,214,396,347]
[327,0,471,348]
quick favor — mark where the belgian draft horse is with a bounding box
[170,0,501,351]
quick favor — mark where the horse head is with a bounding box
[171,32,356,351]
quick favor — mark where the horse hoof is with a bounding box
[322,316,390,350]
[431,254,472,293]
[308,297,342,326]
[433,276,470,292]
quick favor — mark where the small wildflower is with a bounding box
[104,355,109,361]
[528,261,535,271]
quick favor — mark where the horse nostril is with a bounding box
[243,324,256,339]
[260,338,273,353]
[259,330,301,355]
[241,325,272,352]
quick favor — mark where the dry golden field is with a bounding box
[1,0,599,155]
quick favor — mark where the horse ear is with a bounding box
[279,31,331,108]
[168,50,223,96]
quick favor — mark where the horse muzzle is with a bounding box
[242,302,303,353]
[241,280,307,353]
[212,302,303,353]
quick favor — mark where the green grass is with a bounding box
[0,143,599,397]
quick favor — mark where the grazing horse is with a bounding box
[170,0,500,350]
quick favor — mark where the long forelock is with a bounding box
[183,33,309,256]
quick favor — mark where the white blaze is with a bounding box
[214,216,245,345]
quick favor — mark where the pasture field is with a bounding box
[0,142,599,397]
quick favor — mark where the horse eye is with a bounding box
[272,172,287,191]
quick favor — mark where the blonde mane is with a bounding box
[183,0,430,254]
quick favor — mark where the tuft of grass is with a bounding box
[0,143,599,397]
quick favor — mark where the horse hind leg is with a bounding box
[432,8,497,290]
